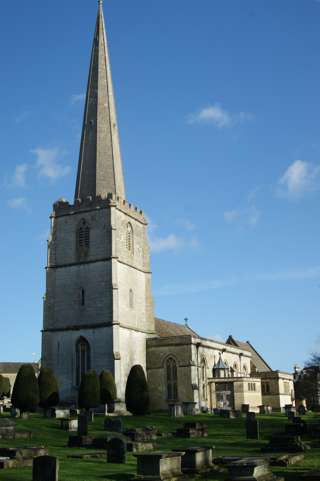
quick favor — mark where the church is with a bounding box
[41,1,294,413]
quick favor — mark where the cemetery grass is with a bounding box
[0,412,319,481]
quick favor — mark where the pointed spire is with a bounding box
[75,1,126,201]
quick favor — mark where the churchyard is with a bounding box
[0,410,320,481]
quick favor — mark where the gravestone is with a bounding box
[287,411,295,421]
[0,405,3,415]
[168,403,184,418]
[33,456,59,481]
[173,446,213,473]
[247,412,256,421]
[107,438,126,464]
[263,433,309,453]
[54,409,70,420]
[60,419,78,432]
[182,402,197,416]
[0,419,16,437]
[175,422,208,438]
[104,417,123,433]
[227,457,273,481]
[10,408,20,418]
[78,413,88,436]
[246,419,260,440]
[241,404,250,414]
[134,451,185,480]
[87,411,94,423]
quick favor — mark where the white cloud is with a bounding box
[224,210,240,223]
[279,160,320,197]
[177,218,196,231]
[71,93,85,105]
[187,103,253,128]
[248,205,260,226]
[8,197,28,210]
[12,163,28,187]
[150,234,184,253]
[31,148,70,180]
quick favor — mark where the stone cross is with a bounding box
[33,456,59,481]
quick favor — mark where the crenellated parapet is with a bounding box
[52,193,147,224]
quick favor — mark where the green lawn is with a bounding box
[0,412,319,480]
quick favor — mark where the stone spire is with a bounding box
[75,0,125,201]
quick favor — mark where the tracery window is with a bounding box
[166,357,178,401]
[76,337,91,386]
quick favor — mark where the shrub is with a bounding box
[100,370,117,406]
[38,368,59,410]
[125,365,149,415]
[11,364,39,413]
[78,370,100,411]
[0,375,10,398]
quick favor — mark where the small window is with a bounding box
[81,288,85,306]
[129,289,134,309]
[126,223,133,253]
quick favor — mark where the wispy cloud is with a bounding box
[224,189,261,227]
[155,265,320,297]
[187,103,253,128]
[31,148,70,180]
[177,218,196,231]
[12,163,28,187]
[8,197,29,211]
[71,93,85,105]
[150,234,184,253]
[279,160,320,197]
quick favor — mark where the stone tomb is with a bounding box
[60,418,78,432]
[263,433,309,453]
[168,403,184,418]
[173,446,213,473]
[227,457,280,481]
[134,451,185,481]
[54,409,70,420]
[182,402,197,416]
[104,417,123,433]
[33,456,59,481]
[0,446,49,470]
[175,422,208,438]
[246,419,260,440]
[0,419,15,438]
[107,437,126,464]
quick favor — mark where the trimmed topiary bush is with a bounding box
[0,375,10,398]
[11,364,39,413]
[78,370,100,411]
[38,367,59,411]
[125,365,149,415]
[100,370,117,409]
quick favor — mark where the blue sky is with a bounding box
[1,0,319,371]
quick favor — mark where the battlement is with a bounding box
[52,193,147,223]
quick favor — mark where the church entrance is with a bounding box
[215,382,234,409]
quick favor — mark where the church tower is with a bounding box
[41,1,155,402]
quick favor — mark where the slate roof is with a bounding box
[155,318,199,338]
[226,336,272,372]
[0,363,39,374]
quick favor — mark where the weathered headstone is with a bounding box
[246,419,260,440]
[104,417,123,433]
[33,456,59,481]
[263,433,309,453]
[247,412,256,421]
[0,419,16,438]
[78,413,88,436]
[60,419,78,432]
[107,438,126,464]
[173,446,213,472]
[182,402,197,416]
[168,403,184,418]
[54,409,70,420]
[227,457,273,481]
[134,451,185,480]
[298,405,307,416]
[241,404,250,414]
[10,408,20,418]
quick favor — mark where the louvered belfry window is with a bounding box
[77,219,90,257]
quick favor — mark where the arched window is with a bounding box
[126,223,133,253]
[129,289,134,309]
[201,358,207,401]
[166,357,178,401]
[76,337,91,386]
[77,219,90,256]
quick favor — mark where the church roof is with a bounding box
[155,318,199,338]
[226,336,272,372]
[0,363,39,374]
[75,0,125,201]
